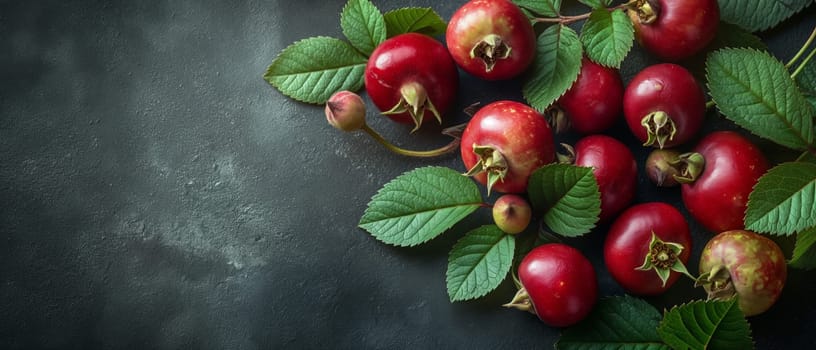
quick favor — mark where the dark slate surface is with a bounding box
[1,1,815,349]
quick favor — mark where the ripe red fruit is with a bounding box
[460,100,555,194]
[571,135,637,224]
[446,0,536,80]
[604,202,693,296]
[555,58,624,135]
[698,230,787,316]
[505,243,598,327]
[627,0,720,61]
[679,131,770,233]
[492,194,532,234]
[623,63,706,148]
[365,33,459,132]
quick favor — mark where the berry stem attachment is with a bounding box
[361,124,460,158]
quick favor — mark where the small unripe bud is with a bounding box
[493,194,532,235]
[325,91,366,132]
[645,149,681,187]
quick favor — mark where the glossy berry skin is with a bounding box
[573,135,637,224]
[365,33,458,128]
[492,194,532,234]
[628,0,719,61]
[699,230,786,316]
[604,202,692,296]
[557,58,624,134]
[518,243,598,327]
[681,131,769,233]
[446,0,536,80]
[623,63,705,148]
[460,101,555,194]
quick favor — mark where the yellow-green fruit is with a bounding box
[492,194,531,235]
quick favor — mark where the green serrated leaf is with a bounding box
[658,299,754,350]
[578,0,613,9]
[707,48,815,150]
[383,7,447,38]
[264,36,367,104]
[527,164,600,237]
[446,225,515,302]
[580,8,634,68]
[513,0,561,17]
[523,25,583,112]
[709,22,768,51]
[557,295,670,350]
[718,0,812,32]
[790,226,816,270]
[745,162,816,235]
[358,167,483,247]
[340,0,386,55]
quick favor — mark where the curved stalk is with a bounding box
[786,25,816,69]
[361,124,460,158]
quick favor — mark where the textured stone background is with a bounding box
[1,1,815,349]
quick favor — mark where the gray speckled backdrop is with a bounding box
[1,1,815,349]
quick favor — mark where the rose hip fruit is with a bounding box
[365,33,459,131]
[571,135,637,224]
[446,0,536,80]
[679,131,769,233]
[627,0,719,61]
[556,58,624,135]
[505,243,598,327]
[604,202,693,296]
[493,194,532,234]
[461,100,555,194]
[698,230,787,316]
[623,63,706,148]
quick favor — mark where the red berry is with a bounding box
[507,243,598,327]
[556,58,624,135]
[365,33,459,132]
[604,202,693,296]
[627,0,720,61]
[680,131,770,233]
[623,63,706,148]
[461,101,555,194]
[446,0,536,80]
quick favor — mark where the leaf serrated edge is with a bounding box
[580,8,633,68]
[523,25,583,111]
[263,36,367,104]
[446,226,514,301]
[383,7,447,37]
[706,47,815,150]
[340,0,385,55]
[658,298,753,350]
[745,162,816,235]
[358,166,483,247]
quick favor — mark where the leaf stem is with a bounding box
[534,13,592,25]
[786,25,816,69]
[796,150,811,162]
[533,3,631,25]
[361,124,460,158]
[790,47,816,80]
